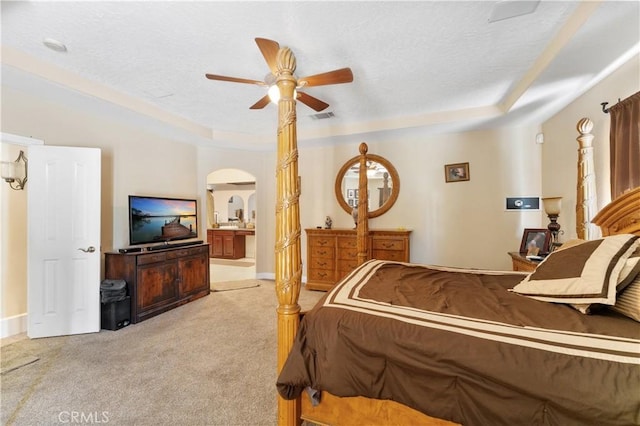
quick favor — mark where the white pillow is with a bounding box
[511,234,640,305]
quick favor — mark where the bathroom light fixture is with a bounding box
[1,150,28,190]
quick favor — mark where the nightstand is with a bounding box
[508,251,539,272]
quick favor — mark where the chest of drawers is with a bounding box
[305,228,411,291]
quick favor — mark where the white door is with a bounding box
[27,145,101,338]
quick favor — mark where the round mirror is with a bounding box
[334,153,400,218]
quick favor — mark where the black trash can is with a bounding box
[100,280,130,330]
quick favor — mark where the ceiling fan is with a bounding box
[205,38,353,112]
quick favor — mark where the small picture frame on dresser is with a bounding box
[519,228,551,256]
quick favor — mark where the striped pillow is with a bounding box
[618,247,640,292]
[611,275,640,322]
[511,234,640,305]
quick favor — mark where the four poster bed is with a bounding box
[270,48,640,426]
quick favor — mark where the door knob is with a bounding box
[78,246,96,253]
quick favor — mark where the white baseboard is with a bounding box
[256,272,275,280]
[255,272,309,284]
[1,313,27,339]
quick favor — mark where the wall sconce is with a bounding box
[542,196,562,244]
[1,150,28,190]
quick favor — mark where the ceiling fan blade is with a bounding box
[205,74,266,86]
[298,68,354,87]
[249,95,271,110]
[255,38,280,75]
[297,92,330,112]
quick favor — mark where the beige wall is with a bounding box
[541,54,640,240]
[294,124,544,271]
[196,123,544,279]
[1,142,29,321]
[2,54,637,333]
[1,86,200,333]
[196,147,273,274]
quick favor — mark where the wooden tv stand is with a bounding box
[104,243,210,324]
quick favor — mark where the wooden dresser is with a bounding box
[306,228,411,291]
[105,244,210,323]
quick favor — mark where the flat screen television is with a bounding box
[128,195,198,245]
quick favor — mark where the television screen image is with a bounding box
[129,196,198,245]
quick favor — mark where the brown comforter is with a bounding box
[277,260,640,426]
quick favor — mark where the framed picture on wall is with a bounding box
[444,162,470,183]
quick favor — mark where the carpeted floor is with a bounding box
[0,345,39,375]
[0,280,325,426]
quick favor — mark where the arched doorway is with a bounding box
[206,168,257,283]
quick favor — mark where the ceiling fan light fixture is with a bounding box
[205,38,352,111]
[268,85,280,103]
[268,85,297,104]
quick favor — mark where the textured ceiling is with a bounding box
[1,1,639,150]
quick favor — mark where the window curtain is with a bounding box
[609,90,640,199]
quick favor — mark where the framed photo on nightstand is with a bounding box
[519,228,551,256]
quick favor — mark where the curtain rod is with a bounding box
[601,98,621,114]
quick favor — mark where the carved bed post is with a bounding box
[274,46,302,426]
[576,118,598,240]
[357,143,369,265]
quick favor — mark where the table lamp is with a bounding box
[542,197,562,245]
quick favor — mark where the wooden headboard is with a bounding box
[592,186,640,237]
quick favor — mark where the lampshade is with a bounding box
[1,150,28,190]
[542,197,562,215]
[1,161,17,181]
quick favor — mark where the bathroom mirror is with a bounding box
[334,153,400,218]
[247,193,256,223]
[227,195,244,222]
